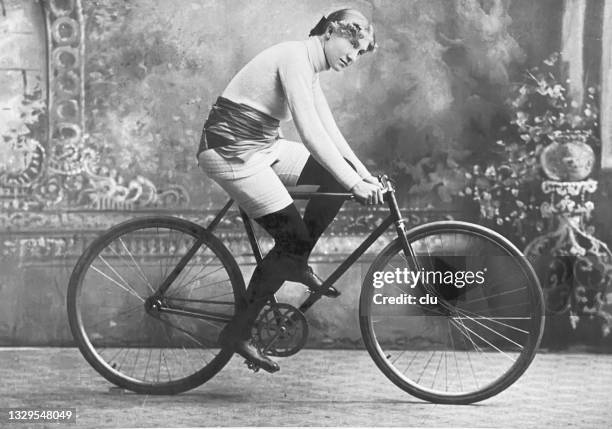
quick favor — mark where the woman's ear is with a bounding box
[324,25,333,40]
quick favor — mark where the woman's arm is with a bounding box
[278,53,363,191]
[312,78,374,180]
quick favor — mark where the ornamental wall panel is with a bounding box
[1,0,611,346]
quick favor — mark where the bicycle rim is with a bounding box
[67,216,243,394]
[360,221,544,404]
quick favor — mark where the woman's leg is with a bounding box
[205,142,352,370]
[248,203,313,298]
[218,202,321,373]
[296,156,357,257]
[271,140,357,258]
[203,155,301,372]
[252,203,338,296]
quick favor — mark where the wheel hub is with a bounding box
[144,296,164,315]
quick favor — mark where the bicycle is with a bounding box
[67,175,545,404]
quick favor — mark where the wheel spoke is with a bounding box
[130,348,141,379]
[363,226,543,403]
[452,310,525,350]
[92,257,145,302]
[143,349,152,381]
[160,322,188,378]
[84,304,142,331]
[69,219,238,394]
[454,305,532,334]
[461,286,528,306]
[116,237,156,294]
[463,300,533,315]
[450,320,480,389]
[416,351,435,384]
[115,347,131,371]
[157,315,217,350]
[402,351,420,374]
[390,349,407,365]
[167,270,231,299]
[432,351,444,389]
[167,256,214,293]
[162,350,172,382]
[452,319,516,363]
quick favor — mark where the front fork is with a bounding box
[378,175,423,272]
[379,175,453,314]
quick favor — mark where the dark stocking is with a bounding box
[247,203,313,300]
[296,156,355,257]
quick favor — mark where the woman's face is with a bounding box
[323,30,373,72]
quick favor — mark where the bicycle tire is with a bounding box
[360,221,544,404]
[67,216,245,394]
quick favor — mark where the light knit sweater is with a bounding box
[221,37,370,191]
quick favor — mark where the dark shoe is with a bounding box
[289,266,340,298]
[217,286,280,374]
[218,329,280,373]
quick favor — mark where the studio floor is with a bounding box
[1,348,611,428]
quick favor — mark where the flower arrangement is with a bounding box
[511,52,599,138]
[463,53,600,243]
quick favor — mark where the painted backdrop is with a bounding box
[1,0,611,347]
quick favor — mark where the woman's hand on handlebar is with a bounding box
[351,177,385,205]
[363,175,383,187]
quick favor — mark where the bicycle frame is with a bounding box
[202,179,422,315]
[70,178,545,402]
[152,178,428,322]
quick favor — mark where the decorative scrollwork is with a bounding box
[540,180,598,219]
[52,46,79,69]
[525,180,612,338]
[49,0,76,18]
[541,180,598,197]
[1,0,192,212]
[0,139,45,188]
[51,16,80,45]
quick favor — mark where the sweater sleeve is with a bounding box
[312,77,373,179]
[278,50,362,191]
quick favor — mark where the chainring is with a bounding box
[252,303,308,357]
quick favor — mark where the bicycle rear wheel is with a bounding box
[360,221,544,404]
[67,216,245,394]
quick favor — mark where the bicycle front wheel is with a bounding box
[67,216,245,394]
[360,221,544,404]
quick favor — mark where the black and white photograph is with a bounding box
[1,0,611,428]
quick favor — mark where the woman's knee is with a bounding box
[255,204,313,256]
[297,156,357,190]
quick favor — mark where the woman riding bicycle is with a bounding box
[197,8,382,373]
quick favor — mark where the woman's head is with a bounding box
[309,9,376,72]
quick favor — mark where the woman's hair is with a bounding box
[309,9,376,52]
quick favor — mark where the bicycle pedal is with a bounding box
[244,359,260,372]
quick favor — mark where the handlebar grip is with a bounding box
[378,174,393,191]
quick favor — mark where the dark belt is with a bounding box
[201,129,230,150]
[197,97,280,157]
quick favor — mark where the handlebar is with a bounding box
[288,174,394,201]
[289,191,355,200]
[378,174,395,194]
